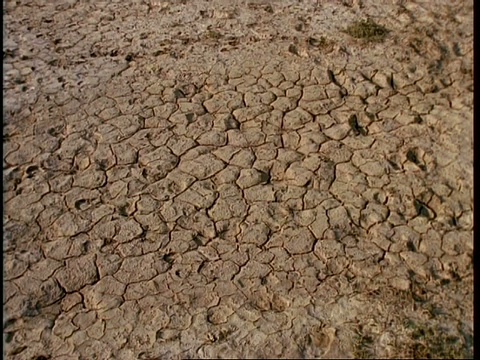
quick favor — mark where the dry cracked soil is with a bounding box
[3,0,473,359]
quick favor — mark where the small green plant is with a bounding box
[344,18,389,42]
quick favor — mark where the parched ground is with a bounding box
[3,0,473,359]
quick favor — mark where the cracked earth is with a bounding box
[3,0,473,359]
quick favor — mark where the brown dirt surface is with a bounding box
[3,0,473,359]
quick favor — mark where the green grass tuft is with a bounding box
[344,19,389,42]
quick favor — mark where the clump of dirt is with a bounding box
[344,18,389,42]
[307,36,335,52]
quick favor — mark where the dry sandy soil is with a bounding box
[3,0,473,359]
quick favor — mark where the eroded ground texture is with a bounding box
[3,0,473,359]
